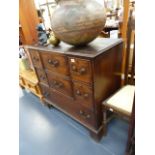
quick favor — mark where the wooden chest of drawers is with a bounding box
[25,38,123,141]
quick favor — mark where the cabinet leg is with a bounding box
[40,98,49,107]
[47,103,53,109]
[40,98,53,109]
[89,127,104,142]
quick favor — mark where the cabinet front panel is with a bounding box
[48,89,97,129]
[29,50,43,68]
[41,52,69,76]
[69,57,92,84]
[73,82,94,111]
[39,84,51,101]
[46,71,73,97]
[35,68,48,85]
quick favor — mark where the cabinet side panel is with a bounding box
[93,43,123,126]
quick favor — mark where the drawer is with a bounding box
[41,52,69,76]
[39,84,51,100]
[46,72,73,97]
[73,82,94,111]
[69,57,92,84]
[48,88,97,129]
[35,68,48,85]
[74,105,96,128]
[29,50,43,68]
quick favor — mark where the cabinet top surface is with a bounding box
[26,38,123,58]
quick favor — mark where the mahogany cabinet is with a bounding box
[25,38,123,141]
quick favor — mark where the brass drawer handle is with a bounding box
[71,65,77,71]
[48,59,52,64]
[55,82,63,88]
[51,80,63,88]
[40,75,46,81]
[71,65,86,75]
[33,57,39,61]
[79,110,90,119]
[79,67,86,74]
[79,110,84,115]
[76,90,81,96]
[76,90,89,98]
[83,93,89,98]
[86,114,90,119]
[53,80,57,85]
[48,59,59,67]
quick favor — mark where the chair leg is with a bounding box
[103,107,107,135]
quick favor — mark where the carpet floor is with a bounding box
[19,88,129,155]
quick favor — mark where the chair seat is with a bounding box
[105,85,135,117]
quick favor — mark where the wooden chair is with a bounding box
[126,96,135,155]
[102,9,135,134]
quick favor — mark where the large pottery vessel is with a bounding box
[51,0,106,46]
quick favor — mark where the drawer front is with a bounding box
[39,84,51,100]
[48,89,97,129]
[46,72,73,97]
[29,50,43,68]
[41,52,69,76]
[69,57,92,84]
[74,105,96,128]
[73,82,94,111]
[35,68,48,85]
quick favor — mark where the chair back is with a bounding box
[124,9,135,85]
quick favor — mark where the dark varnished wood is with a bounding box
[69,57,93,84]
[46,71,73,98]
[49,87,97,130]
[73,81,94,111]
[35,68,48,86]
[89,126,105,142]
[29,49,43,69]
[39,84,50,101]
[93,44,123,127]
[39,83,97,130]
[41,52,69,76]
[25,38,122,58]
[26,38,123,141]
[94,44,122,104]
